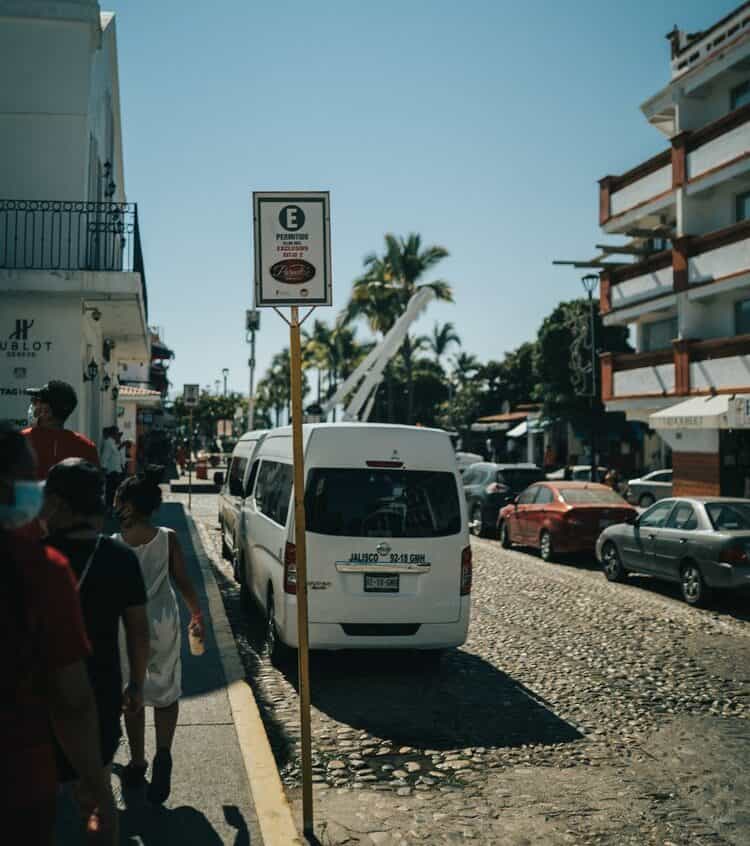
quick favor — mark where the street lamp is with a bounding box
[581,274,600,480]
[246,310,260,431]
[222,367,229,397]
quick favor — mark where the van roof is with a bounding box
[237,429,269,442]
[264,422,448,441]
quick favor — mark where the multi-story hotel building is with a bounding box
[599,2,750,497]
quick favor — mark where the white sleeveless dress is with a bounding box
[117,527,182,708]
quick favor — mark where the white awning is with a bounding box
[650,394,750,430]
[507,421,527,438]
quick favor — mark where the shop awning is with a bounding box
[650,394,750,430]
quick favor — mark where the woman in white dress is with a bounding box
[114,470,204,804]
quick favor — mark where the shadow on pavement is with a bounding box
[280,648,582,751]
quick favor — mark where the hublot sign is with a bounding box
[1,319,53,358]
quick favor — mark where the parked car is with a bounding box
[462,462,545,537]
[216,430,268,564]
[455,452,484,475]
[236,423,471,664]
[498,481,636,562]
[546,465,608,482]
[596,497,750,606]
[624,469,673,508]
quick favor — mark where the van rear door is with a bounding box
[303,465,464,624]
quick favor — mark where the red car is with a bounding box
[497,481,637,562]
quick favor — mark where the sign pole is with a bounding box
[289,305,314,836]
[188,408,193,511]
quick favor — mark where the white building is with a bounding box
[598,2,750,497]
[0,0,151,449]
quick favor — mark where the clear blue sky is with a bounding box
[114,0,734,398]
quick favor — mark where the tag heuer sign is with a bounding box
[183,384,200,408]
[253,191,332,307]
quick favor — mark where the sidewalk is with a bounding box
[56,501,295,845]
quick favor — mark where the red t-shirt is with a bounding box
[0,532,91,811]
[22,426,100,479]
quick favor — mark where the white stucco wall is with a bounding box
[690,238,750,285]
[690,355,750,392]
[613,364,675,397]
[610,165,672,217]
[610,264,673,309]
[688,120,750,182]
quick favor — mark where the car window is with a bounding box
[666,502,698,531]
[535,487,554,504]
[559,488,626,505]
[463,467,480,486]
[705,502,750,531]
[518,486,539,505]
[501,468,545,489]
[650,471,672,483]
[639,500,674,528]
[255,460,294,526]
[244,459,260,498]
[228,456,247,497]
[305,468,461,538]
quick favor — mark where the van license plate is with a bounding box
[364,574,400,593]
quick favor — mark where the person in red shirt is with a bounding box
[0,423,117,845]
[22,380,99,479]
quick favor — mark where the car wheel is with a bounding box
[601,541,626,582]
[639,493,655,509]
[237,553,252,611]
[539,530,554,562]
[220,520,231,561]
[499,520,512,549]
[266,590,292,667]
[681,561,710,607]
[470,503,484,538]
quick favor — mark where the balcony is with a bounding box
[0,199,148,319]
[670,4,750,80]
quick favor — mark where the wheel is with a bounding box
[266,590,293,667]
[220,520,231,561]
[601,541,626,582]
[499,520,512,549]
[639,493,655,509]
[539,530,554,562]
[470,503,484,537]
[681,561,710,607]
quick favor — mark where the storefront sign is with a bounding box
[253,191,332,307]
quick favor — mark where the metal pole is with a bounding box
[188,408,193,511]
[289,306,314,836]
[589,290,597,481]
[248,331,256,431]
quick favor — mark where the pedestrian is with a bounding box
[101,427,122,513]
[23,380,99,479]
[42,458,149,818]
[603,468,620,491]
[0,423,117,845]
[114,468,205,804]
[175,441,186,476]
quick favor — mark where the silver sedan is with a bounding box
[595,497,750,606]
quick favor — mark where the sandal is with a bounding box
[120,761,148,789]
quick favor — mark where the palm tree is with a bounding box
[452,351,480,387]
[428,321,461,368]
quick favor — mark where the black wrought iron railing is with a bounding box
[0,199,148,319]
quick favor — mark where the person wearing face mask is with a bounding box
[23,381,99,480]
[42,458,149,817]
[0,423,118,845]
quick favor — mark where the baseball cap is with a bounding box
[46,458,105,516]
[26,380,78,421]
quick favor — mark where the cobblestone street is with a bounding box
[175,491,750,845]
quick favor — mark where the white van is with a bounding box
[236,423,471,662]
[217,430,268,565]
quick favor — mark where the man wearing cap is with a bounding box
[23,380,100,479]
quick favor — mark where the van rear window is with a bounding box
[305,468,461,538]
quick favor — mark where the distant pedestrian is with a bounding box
[23,380,99,479]
[603,468,620,491]
[0,424,117,845]
[101,427,123,512]
[175,442,186,475]
[115,469,204,804]
[42,459,149,817]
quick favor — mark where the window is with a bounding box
[666,502,698,531]
[497,468,546,490]
[706,501,750,531]
[736,192,750,223]
[462,468,479,486]
[517,486,539,505]
[244,459,260,498]
[649,470,673,483]
[731,80,750,111]
[736,299,750,335]
[304,468,461,538]
[255,461,294,526]
[535,487,554,505]
[559,488,626,505]
[228,457,247,497]
[639,500,674,529]
[641,318,678,352]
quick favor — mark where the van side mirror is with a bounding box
[213,471,225,488]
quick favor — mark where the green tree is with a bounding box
[451,351,481,387]
[428,321,461,367]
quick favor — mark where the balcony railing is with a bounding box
[0,199,148,319]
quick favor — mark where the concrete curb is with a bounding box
[183,506,303,846]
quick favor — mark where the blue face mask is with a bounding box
[0,481,45,529]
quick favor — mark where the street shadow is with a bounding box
[278,647,582,751]
[624,573,750,622]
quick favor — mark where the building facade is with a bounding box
[598,2,750,497]
[0,0,155,451]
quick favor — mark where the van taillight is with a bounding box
[460,546,472,596]
[284,542,297,594]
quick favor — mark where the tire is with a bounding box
[220,520,231,561]
[639,493,655,509]
[266,590,293,667]
[539,530,554,562]
[470,503,484,538]
[499,520,512,549]
[601,541,626,582]
[239,555,252,612]
[681,561,710,607]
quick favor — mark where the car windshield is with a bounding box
[499,468,545,489]
[705,502,750,531]
[305,468,462,538]
[559,488,627,505]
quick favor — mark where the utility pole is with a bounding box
[246,310,260,431]
[581,274,599,481]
